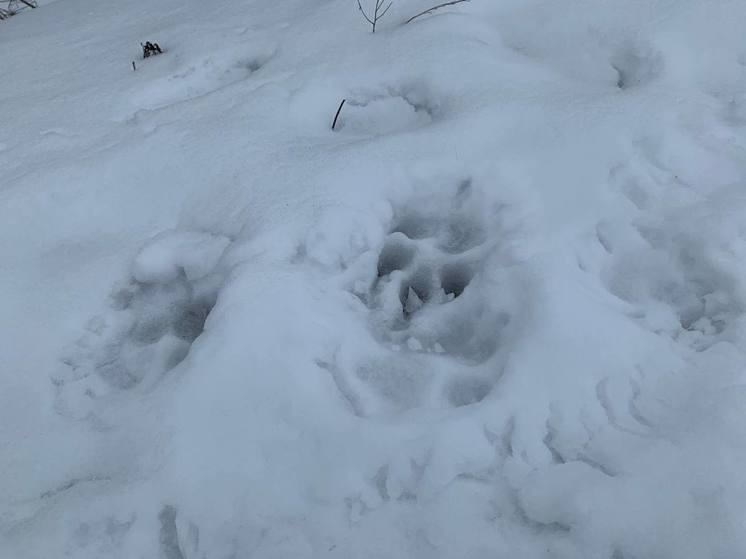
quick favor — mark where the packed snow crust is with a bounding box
[2,0,746,557]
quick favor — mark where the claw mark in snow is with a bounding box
[159,505,186,559]
[596,378,651,437]
[40,475,111,500]
[316,357,366,417]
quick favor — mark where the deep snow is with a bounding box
[2,0,746,557]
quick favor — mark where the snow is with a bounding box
[2,0,746,557]
[132,230,230,283]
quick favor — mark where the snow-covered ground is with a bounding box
[2,0,746,557]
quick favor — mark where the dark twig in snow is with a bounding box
[357,0,393,33]
[357,0,374,25]
[404,0,470,25]
[332,99,346,130]
[141,41,163,59]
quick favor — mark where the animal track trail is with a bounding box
[605,234,742,351]
[602,159,745,352]
[130,46,275,112]
[54,231,230,419]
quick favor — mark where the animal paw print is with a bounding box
[54,231,229,418]
[331,178,523,415]
[602,215,744,351]
[366,179,509,365]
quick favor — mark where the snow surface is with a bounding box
[2,0,746,557]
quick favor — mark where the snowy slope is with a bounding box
[2,0,746,557]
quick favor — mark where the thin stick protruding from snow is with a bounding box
[332,99,346,130]
[357,0,393,33]
[404,0,470,25]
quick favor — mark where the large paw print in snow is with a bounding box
[54,231,230,418]
[328,179,522,415]
[334,82,438,136]
[369,222,500,364]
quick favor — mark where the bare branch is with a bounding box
[378,0,393,19]
[357,0,393,33]
[357,0,374,24]
[404,0,469,25]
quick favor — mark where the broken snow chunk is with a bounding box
[353,279,369,295]
[404,287,424,314]
[133,230,230,284]
[407,337,423,351]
